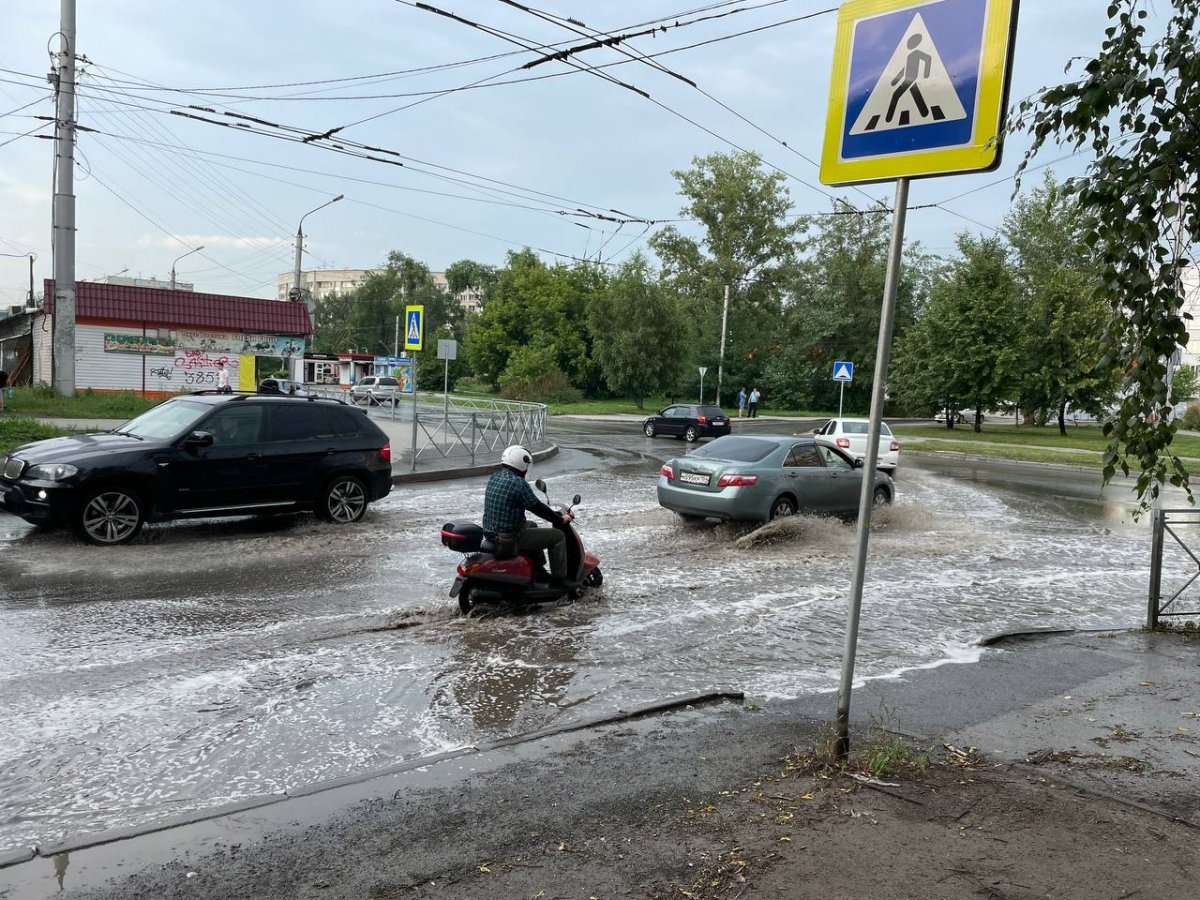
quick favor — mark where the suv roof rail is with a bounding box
[185,390,346,405]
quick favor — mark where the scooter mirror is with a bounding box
[534,478,547,494]
[572,494,581,506]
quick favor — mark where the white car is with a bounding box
[350,375,401,406]
[812,417,900,474]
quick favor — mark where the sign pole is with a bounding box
[443,356,450,420]
[839,382,845,420]
[410,354,419,472]
[834,177,909,759]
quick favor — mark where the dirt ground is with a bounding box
[354,745,1198,900]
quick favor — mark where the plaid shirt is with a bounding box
[483,466,538,535]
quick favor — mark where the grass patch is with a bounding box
[905,442,1106,468]
[0,416,73,456]
[785,707,931,781]
[5,385,158,419]
[894,421,1200,458]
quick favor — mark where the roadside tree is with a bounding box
[1017,0,1200,510]
[649,151,805,405]
[588,253,686,409]
[1003,174,1116,436]
[892,234,1022,431]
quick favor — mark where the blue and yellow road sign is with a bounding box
[404,305,425,352]
[820,0,1019,186]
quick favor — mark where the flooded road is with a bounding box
[0,425,1167,852]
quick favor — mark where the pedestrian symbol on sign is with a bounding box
[832,361,854,382]
[403,305,425,351]
[851,14,967,135]
[408,316,420,343]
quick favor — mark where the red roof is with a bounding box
[44,280,312,336]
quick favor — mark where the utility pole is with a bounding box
[394,315,400,358]
[51,0,77,397]
[716,283,730,407]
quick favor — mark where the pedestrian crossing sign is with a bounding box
[404,305,424,352]
[820,0,1019,186]
[832,361,854,382]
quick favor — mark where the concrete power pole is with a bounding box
[716,283,730,407]
[51,0,77,397]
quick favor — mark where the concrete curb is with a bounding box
[0,689,741,868]
[390,444,558,485]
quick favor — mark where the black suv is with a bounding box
[642,404,732,442]
[0,393,393,545]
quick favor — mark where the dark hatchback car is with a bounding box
[642,404,732,442]
[0,393,393,545]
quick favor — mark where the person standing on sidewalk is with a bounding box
[216,361,232,394]
[737,386,747,418]
[748,387,761,418]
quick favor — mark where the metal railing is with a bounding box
[1147,508,1200,627]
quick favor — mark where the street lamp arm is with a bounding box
[297,194,345,235]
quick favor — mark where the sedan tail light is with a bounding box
[379,443,392,462]
[718,473,758,488]
[836,437,850,449]
[660,464,674,480]
[890,441,900,451]
[697,415,708,424]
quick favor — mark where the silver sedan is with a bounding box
[657,434,894,523]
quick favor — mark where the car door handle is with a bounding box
[245,452,262,461]
[156,460,171,468]
[325,448,337,455]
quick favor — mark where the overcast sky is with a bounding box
[0,0,1114,304]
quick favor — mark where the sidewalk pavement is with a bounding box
[2,628,1195,899]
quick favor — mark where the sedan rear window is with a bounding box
[691,437,777,463]
[843,422,869,434]
[698,406,726,417]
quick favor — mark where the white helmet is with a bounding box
[501,444,532,474]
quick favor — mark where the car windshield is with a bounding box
[117,399,211,440]
[691,437,777,463]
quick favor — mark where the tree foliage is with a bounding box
[1003,174,1116,435]
[892,234,1022,431]
[1017,0,1200,511]
[587,253,687,409]
[650,152,805,404]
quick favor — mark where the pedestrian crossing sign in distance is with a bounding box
[820,0,1019,186]
[404,305,424,352]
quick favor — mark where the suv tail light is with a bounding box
[836,437,850,449]
[660,464,674,480]
[718,473,758,488]
[379,442,391,462]
[890,441,900,452]
[697,415,708,424]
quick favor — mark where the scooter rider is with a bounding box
[483,445,574,586]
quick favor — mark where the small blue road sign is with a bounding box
[821,0,1019,185]
[404,305,425,352]
[832,361,854,383]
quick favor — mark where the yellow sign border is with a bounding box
[404,304,425,352]
[820,0,1018,186]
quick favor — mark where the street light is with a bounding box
[170,246,204,290]
[293,194,344,307]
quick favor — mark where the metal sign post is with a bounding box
[438,338,457,420]
[833,360,854,419]
[404,306,425,471]
[698,366,708,404]
[820,0,1019,758]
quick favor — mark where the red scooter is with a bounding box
[440,479,603,614]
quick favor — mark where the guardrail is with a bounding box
[1147,508,1200,627]
[347,391,549,469]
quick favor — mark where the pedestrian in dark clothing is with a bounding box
[0,368,7,412]
[748,387,761,418]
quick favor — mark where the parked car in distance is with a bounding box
[934,408,972,425]
[350,375,402,406]
[811,418,900,474]
[657,434,893,524]
[0,394,393,545]
[642,404,731,442]
[258,377,309,396]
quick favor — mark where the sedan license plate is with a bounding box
[678,471,710,486]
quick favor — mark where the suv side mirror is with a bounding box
[853,457,864,469]
[184,430,214,449]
